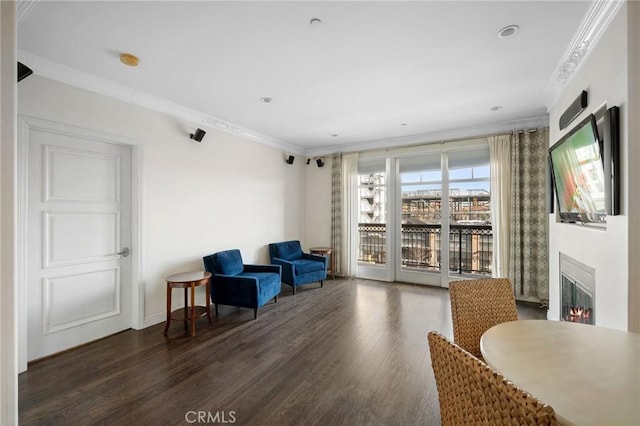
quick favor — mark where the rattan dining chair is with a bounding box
[427,331,557,425]
[449,278,518,358]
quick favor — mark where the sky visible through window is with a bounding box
[401,165,490,193]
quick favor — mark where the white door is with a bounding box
[26,125,132,361]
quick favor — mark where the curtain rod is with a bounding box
[510,127,549,135]
[334,126,550,157]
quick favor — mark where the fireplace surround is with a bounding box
[560,253,595,325]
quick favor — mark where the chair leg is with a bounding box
[253,308,258,320]
[320,280,324,288]
[292,286,296,295]
[274,295,278,303]
[215,303,219,316]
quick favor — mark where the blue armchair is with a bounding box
[268,240,327,295]
[202,249,281,319]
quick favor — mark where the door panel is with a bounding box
[447,149,492,277]
[356,159,391,281]
[43,267,120,334]
[44,211,119,267]
[44,145,120,202]
[27,126,132,361]
[396,154,443,286]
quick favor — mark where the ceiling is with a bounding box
[17,1,593,155]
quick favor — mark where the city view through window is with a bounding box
[358,161,493,276]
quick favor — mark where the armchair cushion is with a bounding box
[209,249,244,276]
[269,240,303,261]
[293,259,326,275]
[240,272,281,305]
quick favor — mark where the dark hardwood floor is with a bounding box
[19,278,546,426]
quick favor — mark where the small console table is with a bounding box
[310,247,334,279]
[164,271,212,337]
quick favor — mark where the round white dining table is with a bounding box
[480,319,640,426]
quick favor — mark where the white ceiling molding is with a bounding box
[543,0,624,109]
[17,1,38,26]
[16,51,305,155]
[304,114,549,158]
[22,48,550,159]
[20,50,550,158]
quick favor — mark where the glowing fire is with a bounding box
[566,306,592,323]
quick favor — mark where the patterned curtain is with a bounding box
[331,153,343,276]
[509,129,549,301]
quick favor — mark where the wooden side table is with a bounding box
[310,247,334,279]
[164,271,212,337]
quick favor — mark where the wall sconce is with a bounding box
[316,158,325,168]
[190,128,206,142]
[286,155,295,165]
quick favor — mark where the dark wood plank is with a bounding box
[19,278,546,425]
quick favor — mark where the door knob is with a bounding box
[117,247,130,257]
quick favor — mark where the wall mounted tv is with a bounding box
[549,108,619,224]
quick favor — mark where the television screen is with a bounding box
[549,114,606,223]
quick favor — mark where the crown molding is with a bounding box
[17,1,38,26]
[16,51,305,155]
[543,0,624,109]
[20,50,541,159]
[304,114,549,157]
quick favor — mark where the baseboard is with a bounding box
[143,312,166,329]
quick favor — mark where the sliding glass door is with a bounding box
[395,153,444,285]
[355,144,492,287]
[357,158,392,281]
[447,150,492,277]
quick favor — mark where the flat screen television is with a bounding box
[549,114,606,224]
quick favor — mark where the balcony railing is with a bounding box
[358,223,492,275]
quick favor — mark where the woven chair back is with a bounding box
[449,278,518,358]
[427,331,557,425]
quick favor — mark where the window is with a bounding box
[354,145,493,285]
[448,149,492,275]
[357,158,387,265]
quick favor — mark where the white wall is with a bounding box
[1,1,19,423]
[548,5,631,329]
[304,157,332,250]
[18,76,304,326]
[626,0,640,333]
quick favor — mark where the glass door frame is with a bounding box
[393,153,450,286]
[355,140,490,287]
[356,158,394,282]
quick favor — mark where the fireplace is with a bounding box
[560,253,595,325]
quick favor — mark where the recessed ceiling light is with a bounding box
[401,123,407,126]
[497,25,519,39]
[260,97,273,103]
[310,18,322,26]
[331,134,339,137]
[119,53,139,67]
[491,105,502,111]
